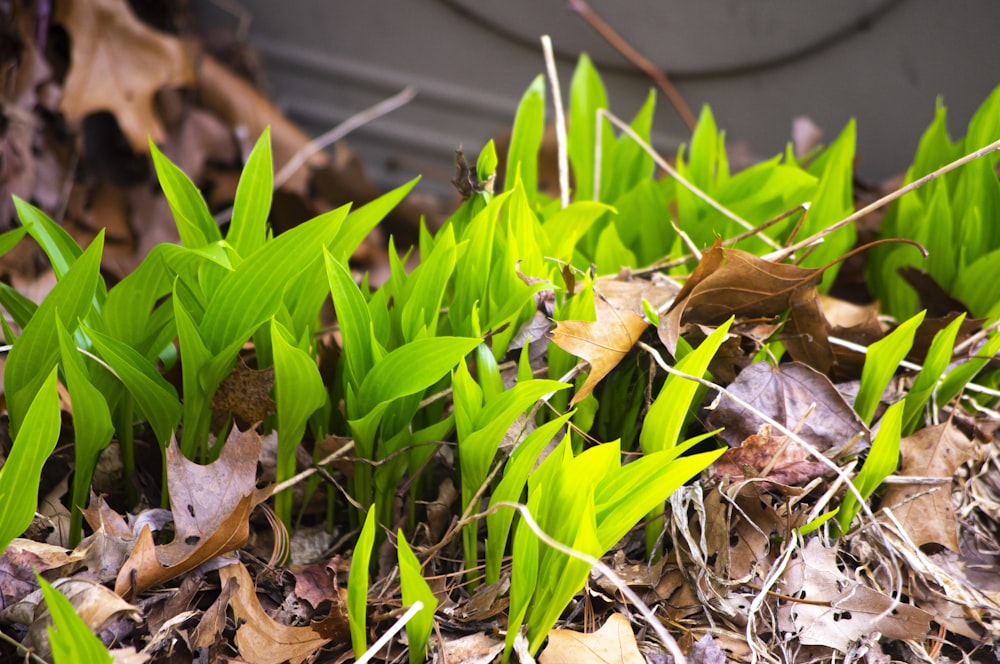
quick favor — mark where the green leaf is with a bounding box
[325,250,378,391]
[0,225,27,258]
[355,337,481,412]
[486,414,572,584]
[348,506,377,658]
[902,314,964,435]
[506,75,546,203]
[38,576,113,664]
[200,207,346,352]
[227,127,273,258]
[541,201,612,264]
[640,318,733,454]
[594,444,724,551]
[397,530,438,664]
[12,196,82,279]
[83,324,182,447]
[0,282,38,329]
[271,318,327,525]
[400,224,457,341]
[854,311,926,425]
[0,367,60,552]
[836,400,903,534]
[149,138,221,248]
[936,328,1000,408]
[477,139,499,181]
[5,232,104,437]
[57,319,114,547]
[567,54,610,202]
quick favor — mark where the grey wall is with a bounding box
[195,0,1000,195]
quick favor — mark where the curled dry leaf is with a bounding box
[538,612,645,664]
[659,240,823,355]
[220,561,349,664]
[56,0,196,151]
[880,424,978,552]
[777,538,932,652]
[115,428,270,597]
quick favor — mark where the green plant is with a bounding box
[868,85,1000,319]
[37,576,113,664]
[397,530,438,664]
[835,400,904,534]
[853,311,925,425]
[0,368,61,552]
[348,506,377,659]
[501,434,725,660]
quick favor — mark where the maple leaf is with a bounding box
[56,0,196,152]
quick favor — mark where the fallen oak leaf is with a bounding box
[115,428,269,597]
[56,0,196,152]
[220,561,349,664]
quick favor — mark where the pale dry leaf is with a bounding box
[881,424,977,552]
[220,562,349,664]
[538,613,644,664]
[777,538,932,651]
[437,631,505,664]
[56,0,196,151]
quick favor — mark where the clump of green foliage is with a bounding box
[2,51,998,664]
[869,85,1000,319]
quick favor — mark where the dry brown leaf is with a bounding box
[212,360,277,425]
[712,426,830,487]
[659,240,823,355]
[115,428,269,597]
[881,424,977,552]
[706,361,870,462]
[538,613,644,664]
[549,280,652,405]
[220,561,349,664]
[56,0,195,151]
[777,538,932,651]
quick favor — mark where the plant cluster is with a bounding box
[1,54,998,663]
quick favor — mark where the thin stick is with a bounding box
[541,36,571,209]
[566,0,697,131]
[273,86,418,189]
[268,440,355,496]
[355,600,424,664]
[763,137,1000,263]
[600,109,782,251]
